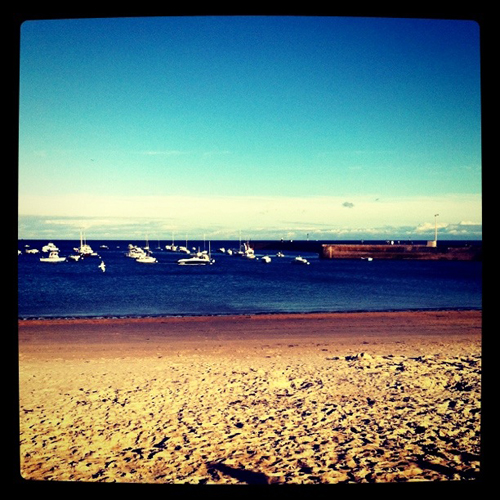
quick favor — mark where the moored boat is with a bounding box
[74,232,99,257]
[178,243,214,265]
[136,253,158,264]
[125,244,147,259]
[177,252,214,266]
[292,256,310,265]
[40,251,66,263]
[242,242,256,259]
[136,237,158,263]
[42,242,59,253]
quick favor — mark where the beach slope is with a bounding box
[18,310,481,484]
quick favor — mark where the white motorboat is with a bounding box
[40,251,66,263]
[125,244,147,259]
[42,242,59,253]
[25,248,40,254]
[178,244,214,265]
[177,254,214,265]
[136,253,158,264]
[261,255,272,263]
[292,256,310,265]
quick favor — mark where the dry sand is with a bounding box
[18,310,481,484]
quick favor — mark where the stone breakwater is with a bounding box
[321,244,482,261]
[19,343,481,484]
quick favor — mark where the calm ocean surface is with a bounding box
[18,240,482,320]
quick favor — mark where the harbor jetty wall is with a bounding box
[252,241,481,261]
[320,243,481,261]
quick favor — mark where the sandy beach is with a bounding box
[18,310,481,484]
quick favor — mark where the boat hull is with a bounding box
[178,258,214,265]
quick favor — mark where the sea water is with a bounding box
[17,240,482,319]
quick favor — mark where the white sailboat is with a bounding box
[242,242,256,259]
[178,235,191,254]
[136,237,158,263]
[166,232,178,252]
[125,241,156,262]
[74,231,98,257]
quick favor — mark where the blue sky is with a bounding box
[18,16,482,240]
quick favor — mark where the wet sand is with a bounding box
[18,310,481,484]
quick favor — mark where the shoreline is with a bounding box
[18,306,481,323]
